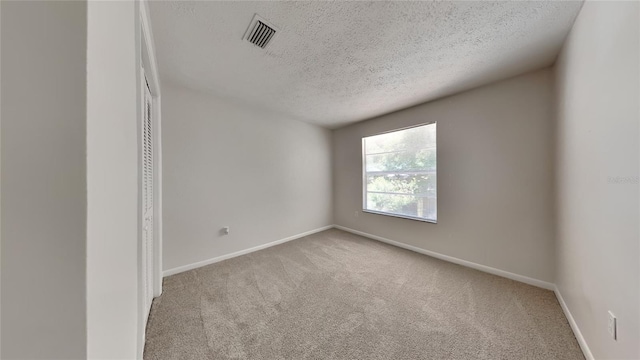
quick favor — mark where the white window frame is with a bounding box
[362,122,437,223]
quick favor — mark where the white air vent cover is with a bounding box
[243,14,278,49]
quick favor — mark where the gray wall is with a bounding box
[555,2,639,359]
[86,1,141,358]
[333,69,556,283]
[1,1,87,358]
[162,83,333,272]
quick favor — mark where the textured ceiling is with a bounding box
[149,1,583,128]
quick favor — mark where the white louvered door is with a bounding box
[142,75,154,316]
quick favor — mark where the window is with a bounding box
[362,123,437,223]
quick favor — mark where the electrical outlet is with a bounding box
[354,210,359,218]
[222,226,230,235]
[608,311,617,340]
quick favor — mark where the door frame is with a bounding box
[140,0,162,299]
[138,0,162,357]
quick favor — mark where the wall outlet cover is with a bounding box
[607,311,617,340]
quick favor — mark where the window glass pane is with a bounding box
[364,123,436,154]
[363,123,436,222]
[365,148,436,172]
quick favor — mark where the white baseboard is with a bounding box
[554,286,594,360]
[163,225,334,277]
[333,225,555,291]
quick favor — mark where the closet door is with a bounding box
[142,74,154,317]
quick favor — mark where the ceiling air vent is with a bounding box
[243,14,278,49]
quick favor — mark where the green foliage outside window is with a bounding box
[364,124,437,220]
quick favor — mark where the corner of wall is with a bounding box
[330,128,337,226]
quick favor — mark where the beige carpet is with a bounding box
[144,229,583,360]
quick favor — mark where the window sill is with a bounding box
[362,209,437,224]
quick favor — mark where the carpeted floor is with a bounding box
[144,229,584,360]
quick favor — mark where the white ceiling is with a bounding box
[149,1,583,128]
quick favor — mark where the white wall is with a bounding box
[333,69,556,283]
[86,1,141,358]
[1,1,87,358]
[554,2,639,359]
[162,83,332,272]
